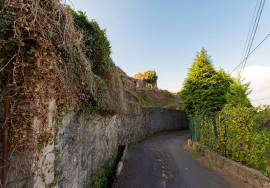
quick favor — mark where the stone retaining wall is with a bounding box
[56,108,187,188]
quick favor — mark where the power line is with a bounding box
[240,0,259,63]
[232,0,263,72]
[241,0,265,72]
[242,0,264,69]
[251,96,270,101]
[231,32,270,73]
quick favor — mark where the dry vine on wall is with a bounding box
[0,0,95,186]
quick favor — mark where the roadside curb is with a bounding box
[185,139,270,188]
[116,145,128,176]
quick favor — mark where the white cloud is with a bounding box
[241,65,270,106]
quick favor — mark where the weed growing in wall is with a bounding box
[88,155,118,188]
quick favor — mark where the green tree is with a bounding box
[181,49,232,115]
[225,76,251,107]
[134,70,158,88]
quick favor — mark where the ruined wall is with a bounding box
[55,108,187,188]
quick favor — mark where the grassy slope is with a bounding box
[128,89,181,110]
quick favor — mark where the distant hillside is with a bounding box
[117,67,180,109]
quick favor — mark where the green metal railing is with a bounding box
[188,116,201,142]
[188,113,217,143]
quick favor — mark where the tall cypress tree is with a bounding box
[181,49,232,115]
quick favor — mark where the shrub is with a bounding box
[197,106,270,175]
[67,6,126,114]
[191,145,204,158]
[88,156,118,188]
[225,77,251,107]
[67,6,113,78]
[134,70,158,88]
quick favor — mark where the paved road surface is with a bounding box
[113,131,248,188]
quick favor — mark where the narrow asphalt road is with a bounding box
[113,131,248,188]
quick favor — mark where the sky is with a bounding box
[68,0,270,106]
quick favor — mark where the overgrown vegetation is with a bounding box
[191,145,204,158]
[184,49,270,176]
[134,90,180,109]
[0,0,126,186]
[225,77,252,107]
[67,7,113,78]
[192,106,270,175]
[134,70,158,88]
[67,6,126,114]
[0,1,178,186]
[0,0,95,186]
[88,155,119,188]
